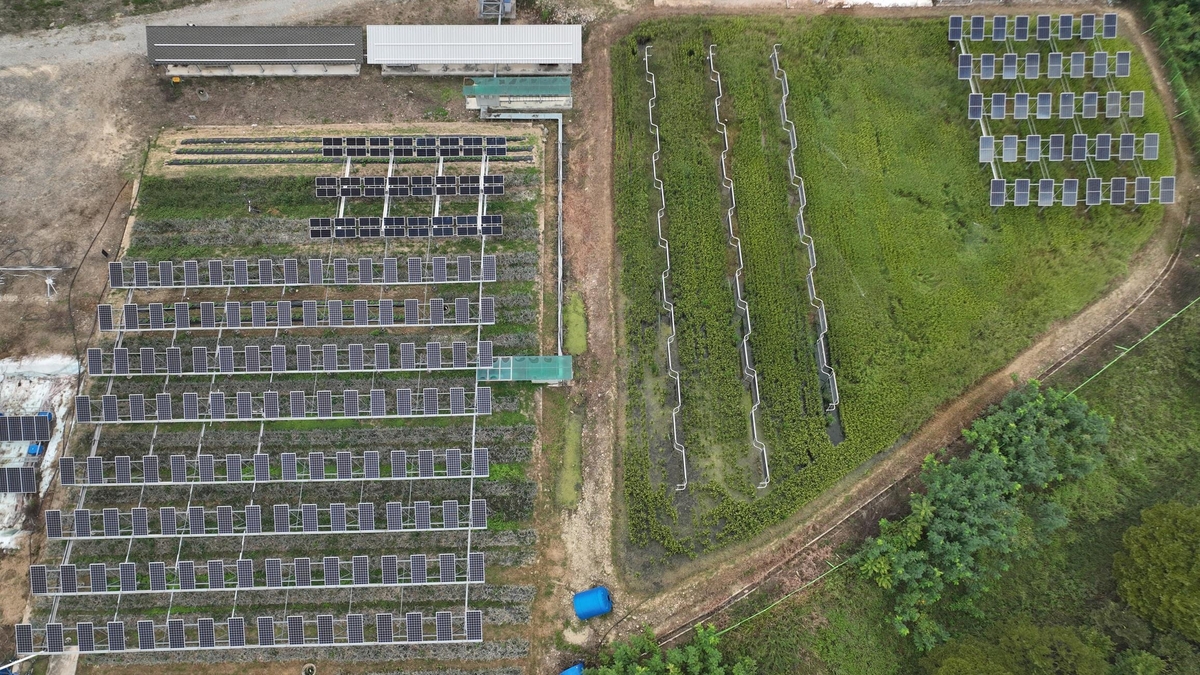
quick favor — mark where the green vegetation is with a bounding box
[1138,0,1200,149]
[1115,502,1200,642]
[859,383,1110,650]
[137,175,327,220]
[614,16,1174,558]
[557,411,584,507]
[595,626,756,674]
[716,304,1200,673]
[564,291,588,355]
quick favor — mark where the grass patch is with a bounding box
[136,174,327,220]
[564,291,588,355]
[556,410,584,508]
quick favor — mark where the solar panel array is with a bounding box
[0,465,39,494]
[314,173,505,198]
[310,214,503,239]
[75,388,490,424]
[96,298,495,332]
[322,135,507,158]
[0,414,53,442]
[109,255,496,288]
[952,16,1175,210]
[949,13,1118,42]
[44,500,484,540]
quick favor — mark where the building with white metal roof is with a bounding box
[366,25,582,76]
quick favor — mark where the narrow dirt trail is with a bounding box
[557,1,1197,651]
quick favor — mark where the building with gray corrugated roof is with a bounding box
[145,26,364,77]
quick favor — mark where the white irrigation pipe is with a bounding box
[645,46,688,491]
[771,45,840,412]
[708,44,770,489]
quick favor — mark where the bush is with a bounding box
[1114,502,1200,642]
[595,626,756,675]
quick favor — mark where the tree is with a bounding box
[1112,650,1167,675]
[1114,502,1200,642]
[594,625,757,675]
[963,382,1110,489]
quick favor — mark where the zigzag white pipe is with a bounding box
[708,44,771,489]
[771,44,840,412]
[645,46,688,491]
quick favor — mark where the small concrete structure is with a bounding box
[464,76,572,110]
[145,26,364,77]
[367,24,582,76]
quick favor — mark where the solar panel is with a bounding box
[391,450,407,478]
[14,623,35,654]
[104,508,120,537]
[1048,51,1062,79]
[1038,179,1055,207]
[402,554,425,586]
[161,506,178,536]
[1129,90,1145,118]
[29,565,48,595]
[386,502,403,531]
[199,301,216,328]
[1002,53,1017,80]
[1057,13,1073,40]
[366,389,385,417]
[97,304,114,331]
[1060,92,1076,120]
[177,560,194,589]
[1002,135,1017,163]
[87,562,106,592]
[470,499,488,528]
[209,392,226,420]
[1070,51,1085,78]
[245,504,261,533]
[333,258,348,284]
[463,610,482,638]
[257,617,275,646]
[1111,177,1128,206]
[481,297,495,324]
[290,390,305,418]
[187,506,205,535]
[294,557,311,586]
[1103,12,1118,39]
[1146,132,1163,161]
[427,342,442,370]
[1120,133,1136,161]
[223,617,243,648]
[69,622,95,653]
[956,53,972,81]
[415,501,431,530]
[324,556,339,586]
[310,452,325,480]
[397,388,412,416]
[406,612,424,643]
[476,386,492,415]
[136,620,155,651]
[450,387,466,415]
[376,613,395,643]
[373,555,397,587]
[60,457,76,486]
[118,561,137,591]
[1093,51,1108,78]
[379,298,394,326]
[274,504,290,533]
[146,561,166,591]
[73,508,91,537]
[473,447,489,477]
[1010,92,1028,121]
[287,616,305,645]
[351,555,369,585]
[1049,134,1065,162]
[1079,12,1096,40]
[331,503,347,531]
[1160,176,1176,204]
[218,505,234,534]
[86,456,103,485]
[424,387,439,415]
[1026,134,1041,162]
[435,611,453,642]
[1096,133,1112,161]
[478,340,494,369]
[358,501,375,530]
[979,53,994,80]
[1013,179,1031,207]
[945,14,964,41]
[1116,51,1131,77]
[443,499,459,528]
[302,503,318,532]
[101,394,118,422]
[1086,177,1104,206]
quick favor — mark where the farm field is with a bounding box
[613,16,1176,565]
[27,123,555,672]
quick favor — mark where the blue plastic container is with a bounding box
[572,586,613,620]
[560,664,585,675]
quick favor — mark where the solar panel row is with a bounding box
[950,13,1117,42]
[958,50,1132,81]
[310,215,503,239]
[988,176,1175,207]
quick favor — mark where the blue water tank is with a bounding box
[573,586,613,620]
[560,664,584,675]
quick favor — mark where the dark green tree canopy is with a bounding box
[1114,502,1200,642]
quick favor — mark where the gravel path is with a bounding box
[0,0,373,67]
